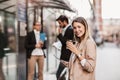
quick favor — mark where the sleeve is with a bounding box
[57,28,74,45]
[0,34,8,49]
[24,33,35,50]
[80,59,87,66]
[82,39,97,73]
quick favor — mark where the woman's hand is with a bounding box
[66,41,84,61]
[66,41,79,55]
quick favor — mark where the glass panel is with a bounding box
[0,11,17,80]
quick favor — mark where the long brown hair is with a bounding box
[72,17,93,51]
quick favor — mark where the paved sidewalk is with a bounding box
[44,42,120,80]
[2,42,120,80]
[44,72,56,80]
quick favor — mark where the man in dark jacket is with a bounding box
[25,22,45,80]
[0,27,7,80]
[56,15,74,80]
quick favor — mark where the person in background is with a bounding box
[56,15,74,80]
[66,17,97,80]
[0,26,7,80]
[25,22,45,80]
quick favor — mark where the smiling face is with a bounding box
[73,22,85,38]
[72,17,89,42]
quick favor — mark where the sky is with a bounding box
[102,0,120,19]
[67,0,120,19]
[67,0,91,18]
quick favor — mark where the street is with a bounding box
[44,42,120,80]
[3,42,120,80]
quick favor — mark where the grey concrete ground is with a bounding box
[44,42,120,80]
[96,43,120,80]
[3,53,17,80]
[2,42,120,80]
